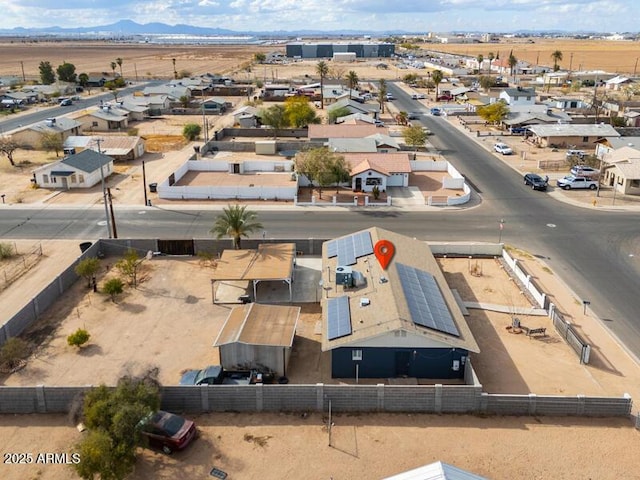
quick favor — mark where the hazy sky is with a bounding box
[5,0,638,33]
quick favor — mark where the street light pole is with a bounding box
[498,219,505,244]
[142,159,148,206]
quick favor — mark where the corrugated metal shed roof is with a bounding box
[383,461,488,480]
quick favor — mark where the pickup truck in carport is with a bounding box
[556,175,598,190]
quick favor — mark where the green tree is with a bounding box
[75,257,101,288]
[402,73,419,84]
[183,123,201,141]
[476,54,484,74]
[479,75,496,92]
[254,53,266,63]
[0,137,19,166]
[179,95,190,108]
[110,61,117,77]
[396,111,409,126]
[551,50,563,72]
[104,78,125,101]
[115,249,144,288]
[39,61,55,85]
[211,205,263,250]
[327,105,352,124]
[378,78,387,113]
[295,147,348,199]
[56,61,77,83]
[345,70,359,99]
[73,373,161,480]
[402,125,428,151]
[40,131,63,157]
[259,104,290,138]
[477,100,510,125]
[115,57,123,77]
[431,70,443,100]
[67,328,90,348]
[315,60,329,110]
[284,96,320,127]
[103,277,124,303]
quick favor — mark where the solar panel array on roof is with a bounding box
[396,262,460,337]
[327,296,352,340]
[325,231,373,266]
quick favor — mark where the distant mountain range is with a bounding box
[0,19,584,38]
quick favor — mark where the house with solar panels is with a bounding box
[322,227,479,379]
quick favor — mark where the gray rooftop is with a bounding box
[60,149,113,173]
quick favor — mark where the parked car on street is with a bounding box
[59,98,72,106]
[566,149,586,159]
[385,93,395,101]
[411,93,427,100]
[430,107,442,116]
[138,411,197,454]
[556,175,598,190]
[437,94,453,101]
[570,165,600,177]
[523,173,548,191]
[494,143,513,155]
[407,112,420,120]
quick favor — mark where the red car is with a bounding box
[138,410,197,454]
[437,94,453,101]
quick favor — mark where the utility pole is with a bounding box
[142,159,148,206]
[95,139,113,238]
[134,63,139,83]
[107,188,118,238]
[634,58,638,77]
[20,61,25,82]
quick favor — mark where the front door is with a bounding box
[395,351,411,377]
[355,177,362,191]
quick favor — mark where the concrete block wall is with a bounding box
[382,386,436,412]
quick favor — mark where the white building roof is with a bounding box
[527,123,620,138]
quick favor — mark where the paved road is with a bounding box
[1,82,640,357]
[0,81,161,133]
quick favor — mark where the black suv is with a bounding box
[524,173,548,191]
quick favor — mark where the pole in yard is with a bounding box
[328,399,332,447]
[582,300,590,315]
[95,139,112,238]
[498,219,505,243]
[107,188,118,239]
[142,160,148,206]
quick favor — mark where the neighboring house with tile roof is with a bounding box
[8,117,82,149]
[343,152,411,191]
[32,149,114,189]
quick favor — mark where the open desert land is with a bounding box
[0,38,638,84]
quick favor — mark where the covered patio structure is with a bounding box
[210,243,297,303]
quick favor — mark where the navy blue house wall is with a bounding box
[331,347,468,379]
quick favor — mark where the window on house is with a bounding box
[365,177,381,186]
[78,175,84,183]
[352,349,363,361]
[631,180,639,188]
[42,174,49,183]
[71,174,77,183]
[92,121,98,127]
[582,136,589,142]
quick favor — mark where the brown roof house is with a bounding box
[322,227,479,379]
[344,152,411,192]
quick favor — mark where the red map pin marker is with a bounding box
[374,239,395,270]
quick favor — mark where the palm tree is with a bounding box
[315,61,329,110]
[116,57,123,77]
[551,50,563,72]
[508,51,517,78]
[172,58,177,79]
[110,61,117,78]
[211,205,263,250]
[476,54,484,74]
[378,78,387,113]
[345,71,359,99]
[488,52,495,74]
[431,70,443,100]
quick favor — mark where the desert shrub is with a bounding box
[182,123,201,141]
[67,328,91,348]
[0,337,30,371]
[127,127,139,136]
[0,242,15,259]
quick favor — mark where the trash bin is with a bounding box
[148,183,158,193]
[79,242,93,253]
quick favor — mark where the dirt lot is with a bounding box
[2,242,640,479]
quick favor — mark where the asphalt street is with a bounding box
[1,82,640,357]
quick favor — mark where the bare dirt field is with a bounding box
[2,244,640,479]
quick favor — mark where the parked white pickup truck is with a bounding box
[556,175,598,190]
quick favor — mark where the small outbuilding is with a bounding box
[213,303,300,377]
[384,461,488,480]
